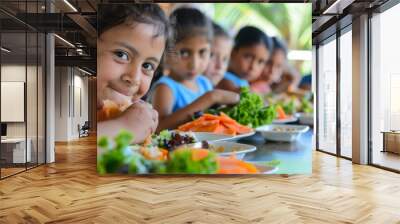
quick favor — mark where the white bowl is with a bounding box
[190,131,255,142]
[256,124,309,142]
[295,113,313,126]
[186,141,256,160]
[191,132,232,142]
[272,116,298,124]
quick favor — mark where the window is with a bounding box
[0,1,47,179]
[339,29,352,158]
[371,3,400,171]
[317,36,337,154]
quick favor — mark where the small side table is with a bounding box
[381,131,400,155]
[0,138,32,164]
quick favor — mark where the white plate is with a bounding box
[251,163,279,174]
[295,113,313,126]
[192,132,233,142]
[226,131,256,141]
[191,131,256,142]
[186,141,256,160]
[272,116,298,124]
[255,124,309,142]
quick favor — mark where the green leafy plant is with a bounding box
[215,87,276,128]
[264,160,281,167]
[97,130,154,174]
[97,130,133,174]
[300,97,313,114]
[278,98,296,115]
[97,131,217,174]
[164,149,218,174]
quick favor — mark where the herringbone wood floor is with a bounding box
[1,136,400,224]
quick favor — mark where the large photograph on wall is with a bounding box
[97,3,313,175]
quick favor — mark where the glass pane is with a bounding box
[371,4,400,171]
[38,32,45,165]
[27,31,38,169]
[340,30,352,158]
[1,30,27,177]
[317,37,337,154]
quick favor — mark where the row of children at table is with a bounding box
[97,4,289,143]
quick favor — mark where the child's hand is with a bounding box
[121,101,159,143]
[210,89,240,105]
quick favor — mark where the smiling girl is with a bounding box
[97,4,169,143]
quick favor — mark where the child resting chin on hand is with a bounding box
[97,4,169,143]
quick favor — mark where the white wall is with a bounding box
[1,65,41,137]
[1,64,46,163]
[72,73,89,138]
[55,66,69,141]
[1,65,26,139]
[54,67,89,141]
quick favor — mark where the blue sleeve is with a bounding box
[152,76,176,103]
[242,80,250,87]
[299,75,312,86]
[224,72,248,88]
[198,75,214,92]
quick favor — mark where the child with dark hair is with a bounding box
[151,8,239,131]
[217,26,273,92]
[269,37,288,81]
[271,64,299,94]
[97,4,169,143]
[251,37,288,94]
[204,22,233,86]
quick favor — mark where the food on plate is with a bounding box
[178,113,253,135]
[263,160,281,167]
[160,148,218,174]
[281,98,296,115]
[208,87,276,128]
[197,141,240,153]
[275,105,288,120]
[139,135,169,161]
[208,145,226,153]
[266,93,313,116]
[97,130,156,174]
[217,156,259,174]
[300,96,313,114]
[272,127,298,132]
[151,130,196,151]
[97,100,123,122]
[257,124,309,142]
[98,130,263,174]
[97,130,218,174]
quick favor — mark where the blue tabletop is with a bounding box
[239,129,313,175]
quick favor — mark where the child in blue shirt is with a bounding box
[217,26,273,93]
[151,8,239,131]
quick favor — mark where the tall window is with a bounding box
[317,36,337,154]
[339,29,352,158]
[371,3,400,171]
[0,1,47,179]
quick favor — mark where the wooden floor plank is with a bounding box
[0,136,400,223]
